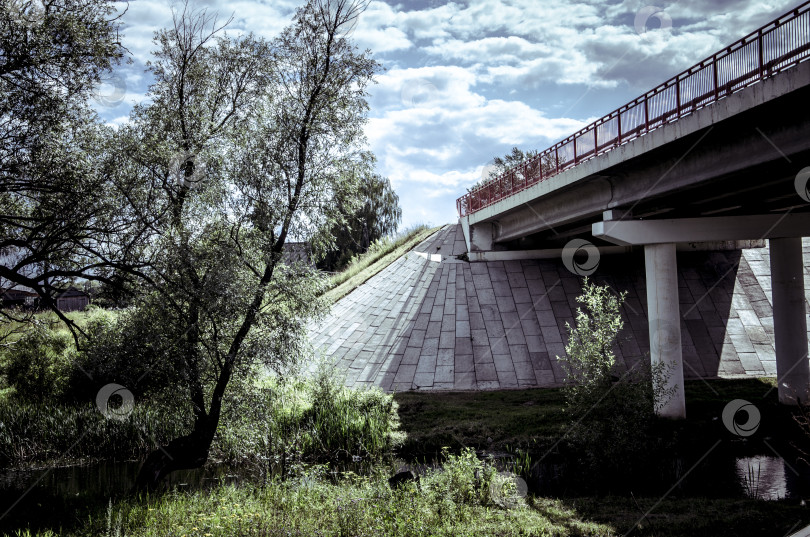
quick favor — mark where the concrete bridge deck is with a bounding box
[308,225,810,392]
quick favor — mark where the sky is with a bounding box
[94,0,799,230]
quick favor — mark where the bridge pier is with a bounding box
[769,237,810,405]
[644,243,687,419]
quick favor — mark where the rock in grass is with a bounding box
[388,470,417,488]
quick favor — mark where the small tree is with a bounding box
[559,279,673,483]
[560,279,626,412]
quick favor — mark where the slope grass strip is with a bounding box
[322,225,440,304]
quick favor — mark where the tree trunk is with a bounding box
[133,416,217,490]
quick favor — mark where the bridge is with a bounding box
[456,2,810,417]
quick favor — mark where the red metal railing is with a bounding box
[456,1,810,217]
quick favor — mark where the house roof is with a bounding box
[57,287,88,298]
[1,289,37,299]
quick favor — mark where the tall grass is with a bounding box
[18,449,616,537]
[0,402,192,466]
[0,367,403,472]
[215,368,405,477]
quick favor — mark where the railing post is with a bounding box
[713,55,719,98]
[594,126,598,155]
[675,78,681,119]
[555,147,559,173]
[644,95,649,132]
[617,111,622,145]
[573,137,578,163]
[758,29,764,78]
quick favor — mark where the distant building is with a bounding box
[1,289,39,309]
[55,287,90,312]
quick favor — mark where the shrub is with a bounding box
[214,366,405,477]
[558,279,673,485]
[69,304,194,405]
[1,324,75,402]
[423,447,499,508]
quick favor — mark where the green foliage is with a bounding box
[560,279,627,412]
[215,367,405,476]
[559,279,673,482]
[423,448,500,510]
[1,325,75,403]
[468,146,564,193]
[0,0,131,300]
[49,474,616,537]
[319,172,403,271]
[0,308,164,404]
[0,400,192,466]
[0,367,401,470]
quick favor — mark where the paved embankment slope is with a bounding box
[309,225,810,392]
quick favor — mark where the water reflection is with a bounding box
[736,456,804,501]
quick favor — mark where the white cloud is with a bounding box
[96,0,798,231]
[354,25,412,52]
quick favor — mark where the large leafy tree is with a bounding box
[0,0,130,330]
[113,0,379,488]
[320,171,401,271]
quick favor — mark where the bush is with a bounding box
[1,324,75,403]
[69,304,194,405]
[422,448,499,508]
[559,279,673,485]
[0,307,146,404]
[214,366,405,477]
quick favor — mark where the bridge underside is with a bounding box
[459,61,810,416]
[308,226,810,403]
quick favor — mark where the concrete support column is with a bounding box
[769,237,810,405]
[469,222,496,252]
[645,243,686,419]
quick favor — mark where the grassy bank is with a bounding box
[2,377,810,536]
[10,453,617,537]
[7,466,809,536]
[0,371,401,471]
[322,225,440,304]
[393,377,804,459]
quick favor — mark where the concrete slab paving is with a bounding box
[308,225,810,392]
